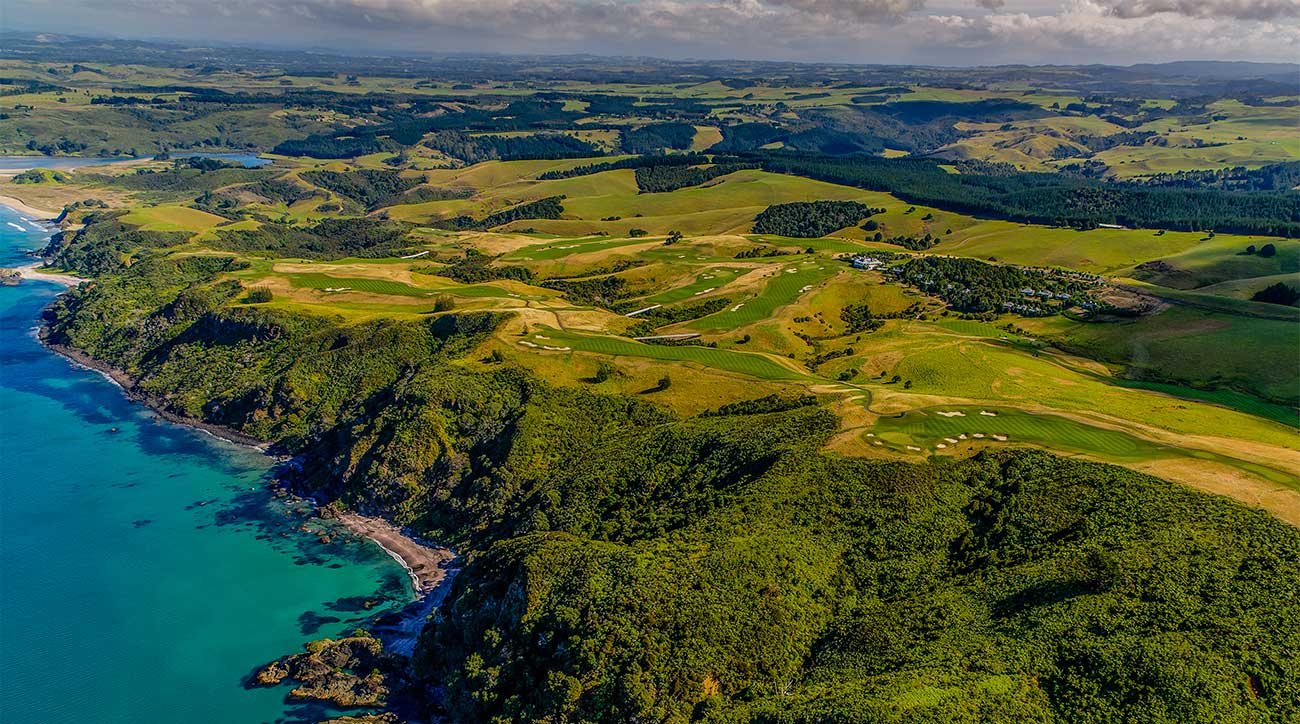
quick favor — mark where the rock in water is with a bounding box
[251,634,405,708]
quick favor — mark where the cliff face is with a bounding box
[43,244,1300,724]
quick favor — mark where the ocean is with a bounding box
[0,204,410,722]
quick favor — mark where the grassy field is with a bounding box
[1118,237,1300,289]
[1023,306,1300,404]
[117,204,229,233]
[1113,379,1298,429]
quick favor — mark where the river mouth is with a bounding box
[0,203,413,723]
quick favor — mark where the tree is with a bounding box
[665,230,684,245]
[1258,243,1277,258]
[433,295,456,312]
[629,228,648,238]
[591,361,619,383]
[1251,282,1300,306]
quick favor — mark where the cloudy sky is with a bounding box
[8,0,1300,65]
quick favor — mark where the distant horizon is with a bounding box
[5,28,1299,75]
[7,0,1299,67]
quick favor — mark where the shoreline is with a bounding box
[45,337,460,618]
[44,340,273,450]
[330,511,456,595]
[16,264,86,287]
[13,202,455,657]
[0,195,60,220]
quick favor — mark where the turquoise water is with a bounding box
[0,205,410,722]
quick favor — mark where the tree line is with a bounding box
[754,152,1300,237]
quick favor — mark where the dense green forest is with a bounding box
[209,217,412,259]
[429,251,535,284]
[620,122,698,153]
[42,211,188,274]
[430,195,566,231]
[634,163,757,193]
[1136,161,1300,191]
[753,200,876,237]
[301,169,424,210]
[38,231,1300,724]
[424,131,601,163]
[83,164,271,193]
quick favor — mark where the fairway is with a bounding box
[286,272,540,300]
[287,272,436,297]
[637,266,748,304]
[688,263,836,330]
[872,405,1176,461]
[502,235,655,261]
[522,327,806,380]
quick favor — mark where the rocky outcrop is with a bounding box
[251,634,406,709]
[317,715,405,724]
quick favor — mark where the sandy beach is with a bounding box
[0,195,60,220]
[16,264,85,287]
[333,511,455,595]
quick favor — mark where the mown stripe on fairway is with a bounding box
[688,263,835,330]
[527,328,805,380]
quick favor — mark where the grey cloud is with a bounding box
[764,0,928,20]
[12,0,1300,64]
[1105,0,1300,19]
